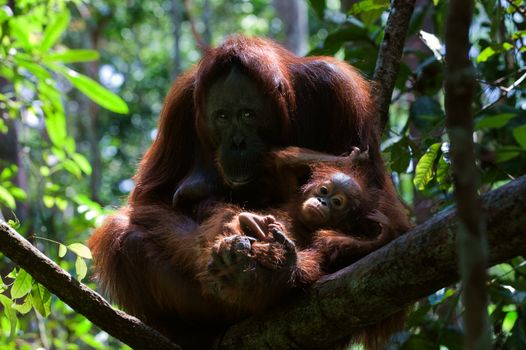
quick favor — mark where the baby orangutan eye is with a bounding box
[319,186,328,195]
[331,195,347,209]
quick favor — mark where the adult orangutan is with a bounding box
[88,35,409,348]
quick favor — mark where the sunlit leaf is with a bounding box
[503,311,518,333]
[9,17,31,48]
[413,143,441,191]
[45,111,67,148]
[75,256,88,281]
[477,46,496,63]
[9,186,26,201]
[0,185,16,209]
[58,243,67,258]
[14,58,52,81]
[39,166,50,177]
[43,195,54,208]
[436,154,450,190]
[512,124,526,149]
[502,42,513,51]
[68,243,92,259]
[349,0,388,15]
[71,153,92,175]
[0,6,13,24]
[62,159,82,178]
[40,10,70,51]
[51,66,128,114]
[31,283,51,317]
[44,49,100,63]
[0,165,15,181]
[10,269,32,299]
[0,294,18,337]
[12,294,32,314]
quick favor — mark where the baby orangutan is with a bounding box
[237,146,402,272]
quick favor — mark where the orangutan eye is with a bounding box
[319,186,328,195]
[240,109,255,120]
[215,110,228,120]
[331,195,347,209]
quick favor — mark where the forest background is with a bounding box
[0,0,525,349]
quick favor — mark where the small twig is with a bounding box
[479,70,526,112]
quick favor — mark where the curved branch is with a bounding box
[0,221,181,350]
[217,175,526,349]
[373,0,416,133]
[2,176,526,349]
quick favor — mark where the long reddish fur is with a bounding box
[89,35,410,348]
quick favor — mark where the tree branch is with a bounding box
[216,175,526,349]
[373,0,416,133]
[2,176,526,349]
[0,221,181,350]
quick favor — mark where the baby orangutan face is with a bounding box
[299,172,362,229]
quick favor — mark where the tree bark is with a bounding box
[0,221,181,350]
[2,175,525,349]
[373,0,416,132]
[445,0,491,349]
[216,175,526,349]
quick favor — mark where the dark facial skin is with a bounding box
[205,67,278,188]
[299,172,362,229]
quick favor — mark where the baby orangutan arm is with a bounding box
[312,210,397,271]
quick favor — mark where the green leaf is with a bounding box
[496,146,521,163]
[58,243,67,258]
[436,153,450,190]
[43,195,54,208]
[0,6,13,24]
[512,124,526,149]
[40,10,70,51]
[12,294,32,314]
[53,66,128,114]
[62,159,82,178]
[308,0,326,19]
[45,110,67,148]
[9,186,26,201]
[9,17,31,48]
[0,294,18,337]
[475,113,516,130]
[0,185,16,209]
[11,269,33,299]
[68,243,92,259]
[477,46,497,63]
[410,96,444,130]
[71,153,92,175]
[75,256,88,281]
[503,311,518,333]
[349,0,388,15]
[31,283,51,317]
[44,49,100,63]
[14,59,52,81]
[413,143,441,191]
[502,42,513,51]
